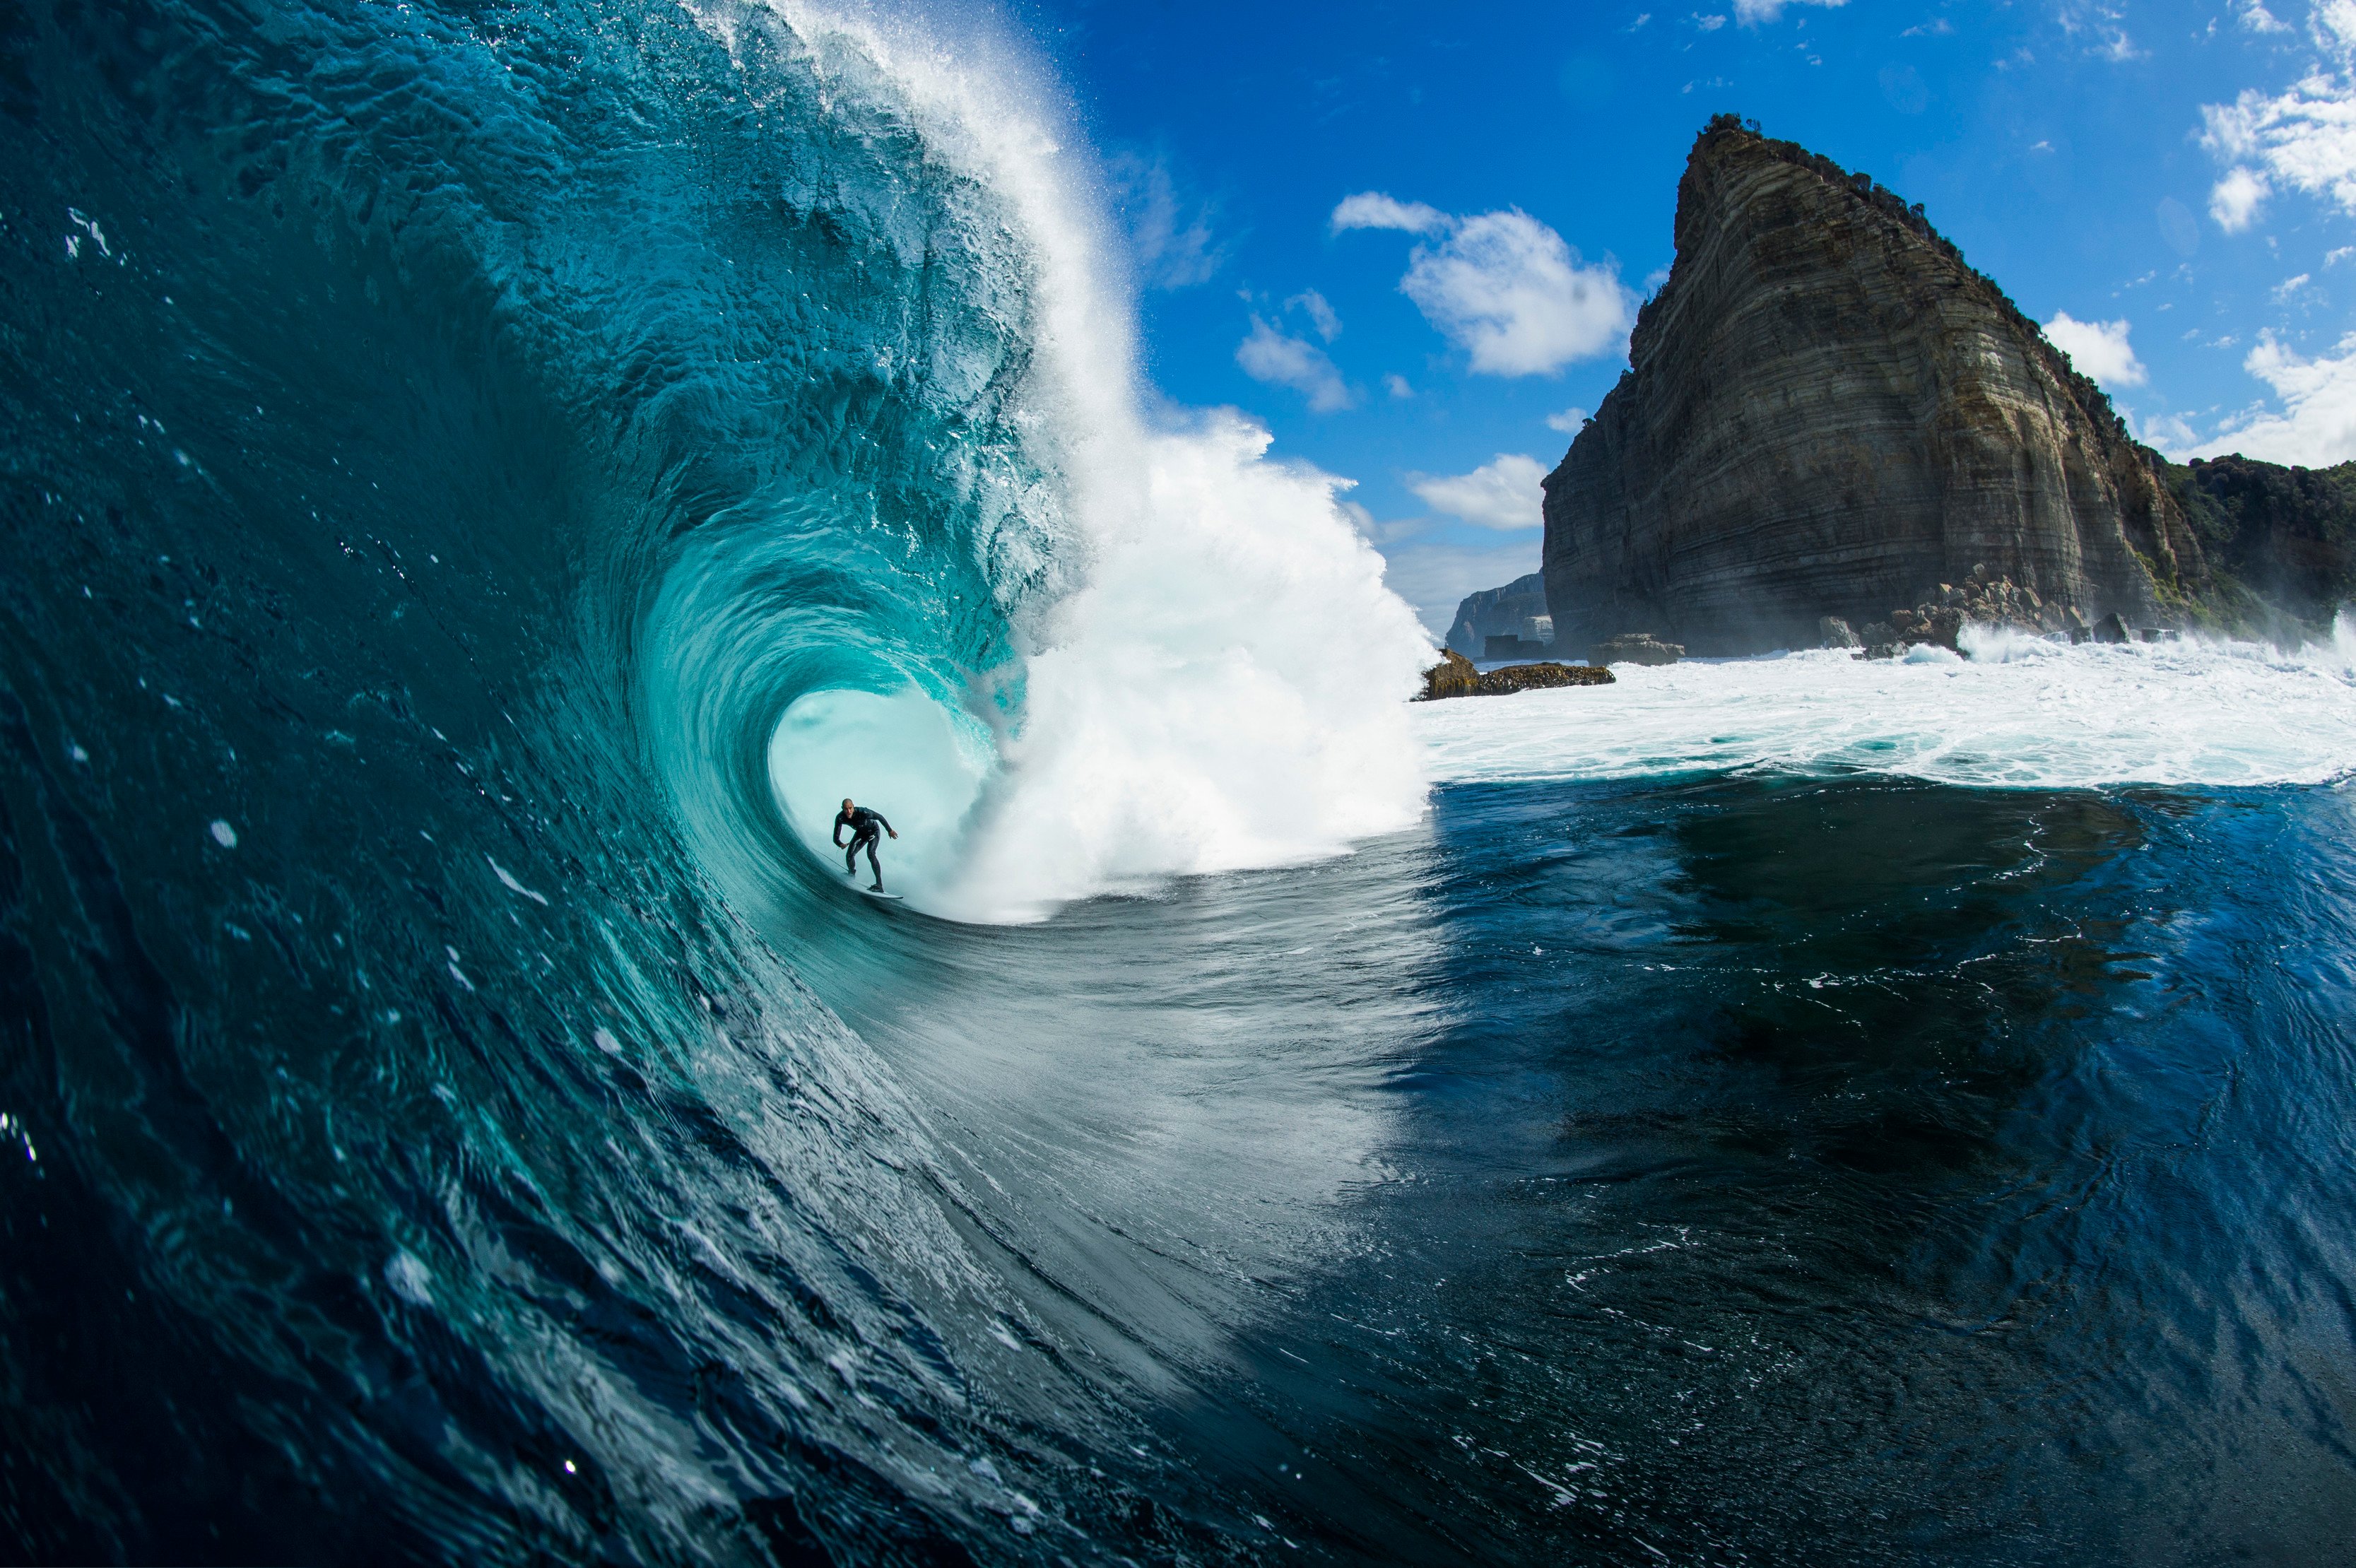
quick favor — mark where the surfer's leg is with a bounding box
[863,836,882,887]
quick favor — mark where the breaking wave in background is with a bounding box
[5,1,2356,1564]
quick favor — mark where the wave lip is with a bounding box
[654,1,1434,926]
[1417,626,2356,791]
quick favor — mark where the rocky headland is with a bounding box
[1444,572,1553,658]
[2175,454,2356,635]
[1542,115,2228,658]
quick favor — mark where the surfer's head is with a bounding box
[842,797,854,810]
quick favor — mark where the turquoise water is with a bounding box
[3,1,2354,1562]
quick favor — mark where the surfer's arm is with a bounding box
[876,813,895,837]
[831,813,849,847]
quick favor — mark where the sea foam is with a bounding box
[736,2,1433,923]
[1417,625,2356,791]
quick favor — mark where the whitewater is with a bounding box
[3,0,2355,1563]
[1423,624,2356,791]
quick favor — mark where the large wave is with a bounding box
[640,2,1430,924]
[0,0,1428,1557]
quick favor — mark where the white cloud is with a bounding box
[2198,6,2356,224]
[2140,412,2205,454]
[2240,1,2293,32]
[2210,165,2273,231]
[1336,196,1636,377]
[1398,210,1636,375]
[1384,373,1415,399]
[1235,317,1355,411]
[2275,271,2314,297]
[2196,331,2356,465]
[2044,312,2149,388]
[1693,13,1728,32]
[2055,1,2140,59]
[1406,454,1550,531]
[1731,0,1844,20]
[1107,151,1226,290]
[1329,191,1450,235]
[1545,406,1590,432]
[1288,289,1342,342]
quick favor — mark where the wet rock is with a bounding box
[1592,633,1685,666]
[1818,615,1861,649]
[1420,649,1482,700]
[1417,649,1615,700]
[2092,611,2132,644]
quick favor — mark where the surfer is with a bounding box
[832,798,897,892]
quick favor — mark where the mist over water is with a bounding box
[2,0,2354,1563]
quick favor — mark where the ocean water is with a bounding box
[3,2,2354,1564]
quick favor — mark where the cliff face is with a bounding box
[1444,571,1549,656]
[1544,117,2209,656]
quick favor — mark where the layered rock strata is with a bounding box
[1543,116,2209,656]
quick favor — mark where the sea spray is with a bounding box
[1416,633,2356,790]
[685,0,1433,923]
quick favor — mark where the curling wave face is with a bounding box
[638,2,1430,926]
[11,0,2356,1562]
[0,0,1429,1557]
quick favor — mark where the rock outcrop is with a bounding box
[1850,567,2086,656]
[1543,115,2210,656]
[1591,633,1684,666]
[1418,650,1614,700]
[1445,572,1552,658]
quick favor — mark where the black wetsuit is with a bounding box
[832,806,892,887]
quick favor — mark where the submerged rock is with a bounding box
[1592,633,1685,666]
[1416,649,1615,700]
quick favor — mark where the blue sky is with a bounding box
[1016,0,2356,632]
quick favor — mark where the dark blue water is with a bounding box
[4,0,2354,1562]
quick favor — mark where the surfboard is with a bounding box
[859,888,903,900]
